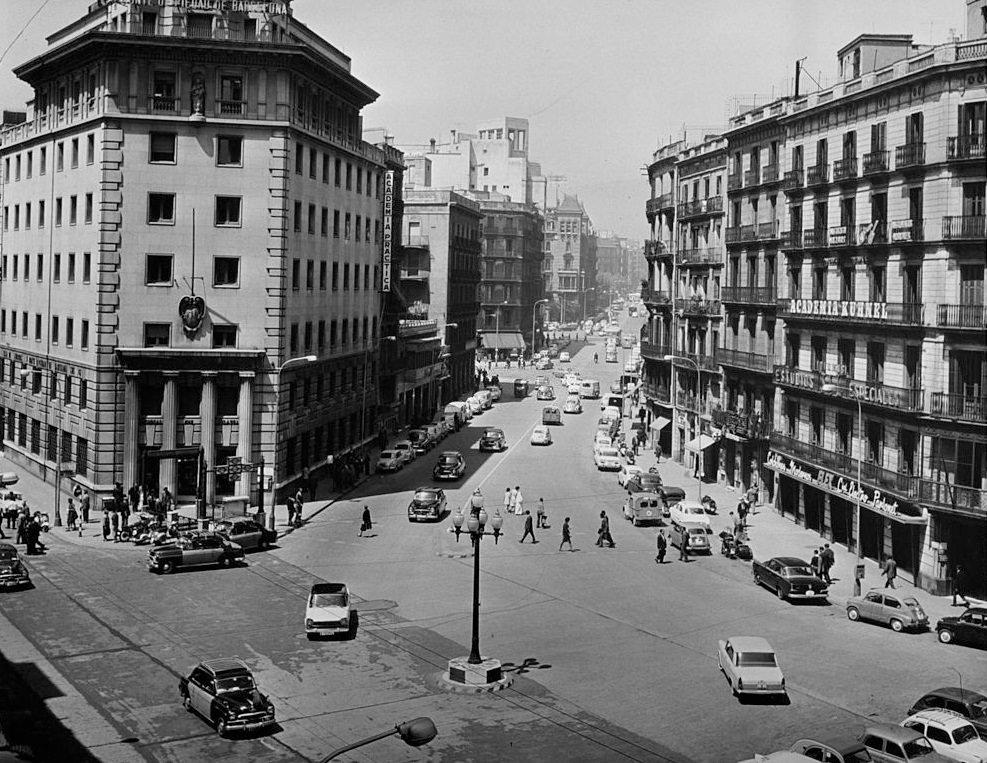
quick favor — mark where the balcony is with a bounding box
[805,164,829,186]
[641,288,672,307]
[942,215,986,241]
[889,218,924,243]
[740,224,758,242]
[725,227,742,245]
[721,286,777,306]
[857,221,888,246]
[397,319,438,339]
[642,380,671,404]
[675,390,714,416]
[822,379,925,414]
[895,142,926,169]
[781,229,803,250]
[678,247,722,266]
[676,352,720,372]
[918,480,987,517]
[217,100,245,116]
[712,407,770,439]
[782,169,804,191]
[677,197,724,218]
[405,234,429,249]
[717,348,773,374]
[832,157,857,181]
[675,297,721,317]
[150,95,179,112]
[762,164,780,184]
[644,240,671,260]
[640,341,673,361]
[777,299,923,326]
[862,150,890,175]
[946,134,985,161]
[400,249,430,280]
[728,173,743,192]
[936,304,987,330]
[758,221,780,240]
[828,225,856,247]
[929,393,987,422]
[646,197,661,218]
[744,170,760,187]
[801,228,828,248]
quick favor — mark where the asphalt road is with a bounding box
[3,312,985,762]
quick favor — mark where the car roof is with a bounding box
[918,686,986,702]
[675,501,704,509]
[310,582,347,595]
[905,708,976,728]
[440,451,462,458]
[863,723,924,742]
[200,658,251,676]
[773,556,811,566]
[792,735,868,755]
[379,450,397,456]
[726,636,774,651]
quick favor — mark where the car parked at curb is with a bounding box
[846,589,929,632]
[179,658,276,737]
[907,688,987,739]
[0,543,31,589]
[376,450,403,472]
[392,440,417,464]
[717,636,786,698]
[407,428,433,456]
[790,735,873,763]
[432,451,466,480]
[752,556,830,602]
[858,724,953,763]
[148,532,244,574]
[407,488,447,522]
[936,606,987,650]
[901,709,987,761]
[668,500,712,531]
[479,428,508,452]
[593,446,621,471]
[213,519,277,552]
[617,464,643,488]
[304,582,354,639]
[668,520,710,554]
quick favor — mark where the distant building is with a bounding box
[543,194,596,324]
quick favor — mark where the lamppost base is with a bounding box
[443,657,512,693]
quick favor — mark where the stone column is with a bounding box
[236,372,254,498]
[822,492,832,541]
[122,371,141,490]
[201,372,217,508]
[796,483,805,525]
[160,372,178,493]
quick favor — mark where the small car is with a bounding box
[465,396,483,415]
[936,606,987,649]
[846,589,929,632]
[617,464,643,488]
[668,500,712,530]
[859,724,953,763]
[559,351,571,363]
[486,384,502,402]
[542,406,562,425]
[479,428,508,452]
[407,487,447,521]
[473,390,493,409]
[609,381,623,394]
[901,709,987,761]
[593,446,621,471]
[717,636,786,697]
[790,735,874,763]
[752,556,829,601]
[304,582,353,639]
[0,543,31,589]
[513,379,530,397]
[536,385,556,401]
[179,658,276,736]
[563,395,582,414]
[669,521,710,554]
[530,426,553,446]
[593,433,613,451]
[534,375,550,388]
[148,532,245,574]
[907,688,987,739]
[623,494,663,526]
[535,358,553,370]
[547,347,559,358]
[407,428,433,456]
[213,518,278,552]
[376,450,403,472]
[432,451,466,480]
[392,440,417,464]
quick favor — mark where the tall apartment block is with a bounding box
[543,195,597,325]
[0,0,402,508]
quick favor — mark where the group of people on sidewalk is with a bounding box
[5,507,48,555]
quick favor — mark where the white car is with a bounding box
[669,500,711,530]
[564,373,581,387]
[567,383,582,395]
[594,446,621,471]
[305,582,353,639]
[593,433,613,451]
[392,440,417,464]
[530,426,553,446]
[466,396,483,415]
[717,636,786,697]
[563,395,582,414]
[617,464,643,487]
[376,450,403,472]
[559,351,571,363]
[602,405,621,420]
[901,709,987,762]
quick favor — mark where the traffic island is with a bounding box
[441,656,514,693]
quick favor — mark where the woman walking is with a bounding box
[513,486,524,516]
[559,517,573,552]
[504,487,513,515]
[359,505,372,537]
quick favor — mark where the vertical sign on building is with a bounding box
[381,170,394,292]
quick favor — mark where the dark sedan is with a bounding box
[432,451,466,480]
[625,474,687,504]
[752,556,829,602]
[907,687,987,738]
[407,487,447,522]
[479,428,508,452]
[213,518,277,552]
[936,606,987,649]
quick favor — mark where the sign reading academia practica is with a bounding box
[99,0,290,12]
[381,170,394,292]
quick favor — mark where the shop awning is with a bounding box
[650,416,671,431]
[684,434,717,453]
[482,332,526,350]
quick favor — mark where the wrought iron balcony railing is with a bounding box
[828,225,856,247]
[712,407,770,439]
[642,380,671,404]
[929,393,987,423]
[639,341,673,360]
[832,157,857,181]
[721,286,777,305]
[762,164,780,184]
[782,169,804,191]
[744,170,760,187]
[717,348,773,374]
[862,150,890,175]
[678,248,723,266]
[857,221,888,245]
[942,215,986,240]
[946,134,986,161]
[675,298,722,317]
[805,164,829,186]
[781,229,803,250]
[895,142,926,169]
[758,221,780,240]
[801,228,828,248]
[889,218,924,243]
[728,173,743,191]
[936,304,987,330]
[641,287,673,307]
[725,227,742,245]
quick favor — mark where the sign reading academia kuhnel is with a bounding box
[381,171,394,292]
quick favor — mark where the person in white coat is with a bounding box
[513,486,524,516]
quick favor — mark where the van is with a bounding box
[622,494,663,526]
[542,406,562,425]
[579,380,601,399]
[605,394,623,411]
[444,401,469,426]
[473,389,493,410]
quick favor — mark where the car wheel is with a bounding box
[215,715,229,737]
[218,555,233,568]
[847,606,860,621]
[889,618,904,633]
[753,573,761,587]
[937,628,953,644]
[182,693,192,712]
[776,586,786,601]
[160,560,175,575]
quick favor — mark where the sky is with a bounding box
[0,0,967,240]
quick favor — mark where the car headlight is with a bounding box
[306,618,314,628]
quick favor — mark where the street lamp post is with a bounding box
[532,298,550,358]
[493,300,508,364]
[318,717,437,762]
[664,354,703,506]
[268,354,317,531]
[582,287,596,322]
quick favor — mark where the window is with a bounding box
[321,207,328,236]
[34,314,41,341]
[216,135,242,166]
[870,266,886,302]
[355,214,361,242]
[51,316,59,344]
[307,203,315,235]
[344,212,351,239]
[322,154,330,183]
[79,380,88,408]
[38,200,45,228]
[65,318,74,347]
[81,320,89,350]
[68,253,75,282]
[812,266,826,300]
[148,132,177,165]
[145,254,173,285]
[343,263,350,290]
[39,147,46,175]
[332,262,339,290]
[148,193,175,224]
[291,258,300,289]
[317,320,325,350]
[289,323,298,353]
[143,323,170,346]
[333,209,340,237]
[54,253,61,282]
[330,319,338,346]
[309,148,316,179]
[866,342,885,384]
[345,162,352,190]
[304,321,312,351]
[809,406,823,445]
[55,197,63,226]
[306,260,314,289]
[36,254,43,281]
[86,134,94,165]
[152,71,177,109]
[293,201,302,232]
[24,202,30,229]
[26,151,32,178]
[84,193,93,224]
[319,261,327,290]
[212,325,237,348]
[82,252,91,283]
[219,74,243,106]
[69,195,77,225]
[840,266,854,301]
[785,399,799,438]
[215,196,241,226]
[334,158,341,186]
[70,138,79,168]
[213,256,239,286]
[838,338,854,377]
[56,141,64,171]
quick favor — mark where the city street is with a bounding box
[2,313,984,762]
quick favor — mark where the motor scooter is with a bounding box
[701,495,718,514]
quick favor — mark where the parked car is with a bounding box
[542,406,562,425]
[625,473,687,504]
[907,688,987,739]
[407,428,433,456]
[394,440,418,464]
[444,401,469,427]
[738,754,816,763]
[668,521,710,554]
[486,384,502,402]
[466,396,484,415]
[213,518,277,552]
[535,358,553,370]
[668,500,712,530]
[790,735,874,763]
[530,426,553,446]
[536,385,556,401]
[407,487,448,522]
[858,724,953,763]
[846,589,929,632]
[579,380,601,399]
[752,556,830,602]
[148,532,245,574]
[432,451,466,480]
[513,379,530,398]
[473,389,493,410]
[936,606,987,649]
[716,636,786,697]
[563,395,582,414]
[559,351,571,363]
[0,543,31,589]
[901,709,987,761]
[479,428,508,452]
[376,450,404,473]
[304,582,353,639]
[623,494,663,526]
[179,658,276,737]
[617,464,643,488]
[593,446,621,471]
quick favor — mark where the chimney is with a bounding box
[429,138,436,152]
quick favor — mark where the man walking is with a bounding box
[679,527,690,561]
[504,487,513,515]
[359,505,372,537]
[881,555,897,588]
[821,543,835,584]
[559,517,572,552]
[536,498,546,529]
[731,511,743,539]
[810,548,824,579]
[952,564,970,607]
[597,511,615,548]
[655,530,667,564]
[514,486,525,516]
[520,510,536,544]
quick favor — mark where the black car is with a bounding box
[407,488,448,522]
[179,658,276,737]
[0,543,30,589]
[936,606,987,649]
[752,556,829,602]
[907,687,987,738]
[213,519,278,552]
[479,428,508,452]
[432,451,466,480]
[625,474,687,504]
[147,531,245,574]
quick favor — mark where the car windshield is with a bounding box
[216,674,256,693]
[380,451,396,459]
[312,592,347,608]
[953,724,979,744]
[484,430,502,438]
[439,455,460,465]
[784,566,815,577]
[737,652,777,667]
[414,491,438,503]
[639,475,662,487]
[600,448,619,457]
[902,738,935,756]
[970,700,987,718]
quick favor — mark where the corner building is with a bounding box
[0,0,400,507]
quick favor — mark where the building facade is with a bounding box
[543,194,596,324]
[0,0,400,508]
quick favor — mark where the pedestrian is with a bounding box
[810,549,823,578]
[655,529,667,564]
[821,543,835,584]
[111,509,120,542]
[520,510,536,543]
[514,486,525,516]
[679,527,690,561]
[536,498,546,529]
[294,487,305,526]
[15,510,28,545]
[881,555,897,588]
[597,511,615,548]
[102,511,111,541]
[952,564,970,607]
[655,443,663,462]
[559,517,572,552]
[80,491,90,524]
[359,505,372,537]
[504,487,513,515]
[362,451,371,477]
[731,511,743,539]
[66,499,78,532]
[25,517,42,555]
[736,497,749,528]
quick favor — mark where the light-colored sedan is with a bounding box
[392,440,417,464]
[563,395,582,414]
[617,464,643,487]
[559,351,571,363]
[668,500,712,530]
[717,636,786,697]
[594,446,621,471]
[846,590,930,632]
[376,450,403,472]
[530,426,553,446]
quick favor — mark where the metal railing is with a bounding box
[717,348,773,373]
[678,248,722,265]
[782,169,804,190]
[942,215,986,240]
[862,150,890,175]
[929,393,987,422]
[805,164,829,186]
[781,229,803,250]
[888,218,924,243]
[828,225,856,247]
[946,134,986,161]
[801,228,828,248]
[936,304,986,330]
[744,169,760,187]
[642,380,671,404]
[712,407,770,439]
[895,142,926,168]
[728,173,743,191]
[674,298,721,316]
[740,224,757,242]
[762,164,780,183]
[640,341,673,360]
[833,157,857,181]
[725,227,742,244]
[857,221,888,245]
[641,288,672,306]
[758,221,780,239]
[675,390,714,415]
[721,286,777,305]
